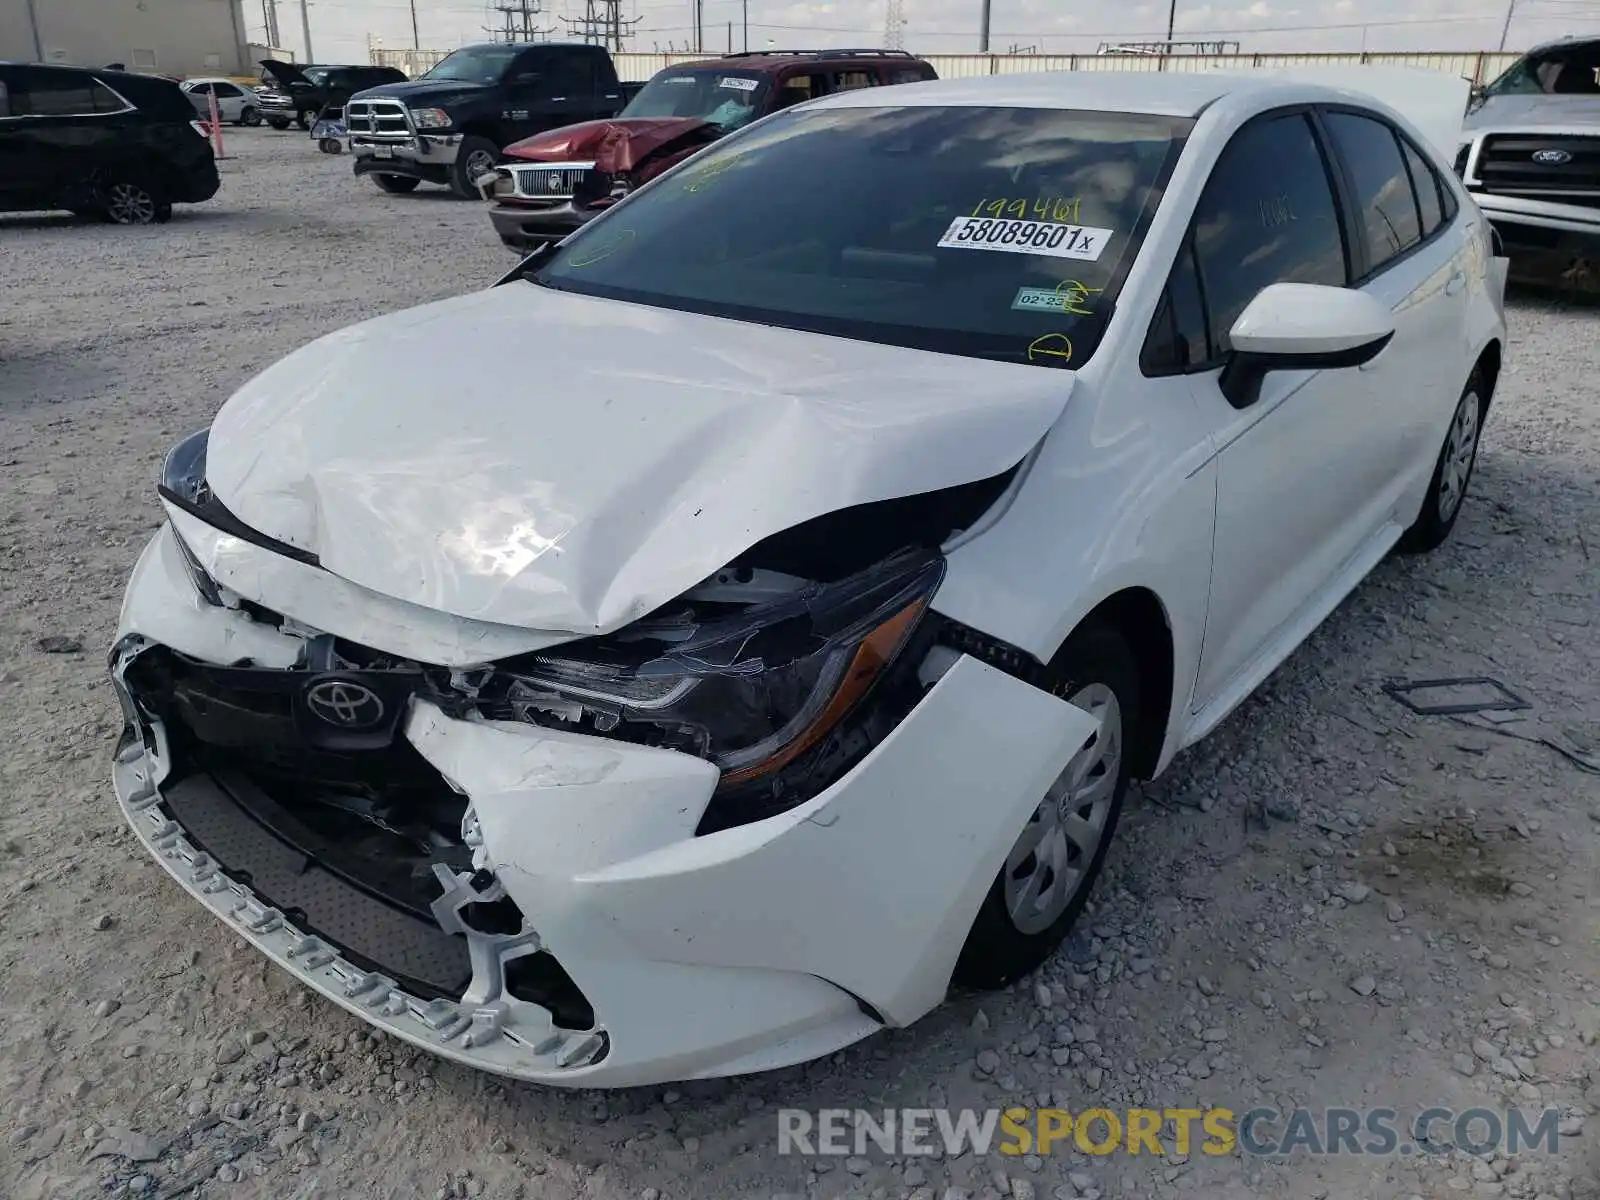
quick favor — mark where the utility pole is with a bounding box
[490,0,554,43]
[884,0,906,50]
[1165,0,1177,46]
[1497,0,1515,51]
[979,0,991,52]
[696,0,704,52]
[409,0,420,48]
[299,0,314,62]
[742,0,748,52]
[562,0,640,51]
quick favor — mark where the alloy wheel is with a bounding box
[465,148,497,180]
[105,183,157,225]
[1002,683,1122,935]
[1437,388,1481,522]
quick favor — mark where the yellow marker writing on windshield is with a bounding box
[1052,279,1103,316]
[1027,333,1074,366]
[566,228,636,268]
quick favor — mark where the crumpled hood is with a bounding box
[206,284,1071,636]
[1464,93,1600,131]
[504,117,716,172]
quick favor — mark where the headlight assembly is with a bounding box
[160,427,210,506]
[409,107,452,130]
[455,551,945,827]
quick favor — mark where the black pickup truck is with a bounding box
[346,42,645,197]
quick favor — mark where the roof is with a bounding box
[1521,33,1600,56]
[808,70,1259,116]
[657,48,926,75]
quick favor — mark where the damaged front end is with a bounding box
[108,436,1076,1084]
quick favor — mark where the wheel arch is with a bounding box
[1059,587,1175,781]
[1473,338,1502,413]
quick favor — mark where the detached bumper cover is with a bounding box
[111,522,1095,1086]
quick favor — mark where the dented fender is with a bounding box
[410,655,1098,1028]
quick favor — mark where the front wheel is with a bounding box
[449,136,500,198]
[372,173,421,194]
[240,106,262,127]
[1397,370,1486,554]
[267,116,291,130]
[953,621,1140,990]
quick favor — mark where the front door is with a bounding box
[1184,110,1394,712]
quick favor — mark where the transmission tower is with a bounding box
[486,0,553,42]
[563,0,642,51]
[883,0,906,50]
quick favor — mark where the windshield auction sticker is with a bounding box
[717,76,759,90]
[938,216,1112,261]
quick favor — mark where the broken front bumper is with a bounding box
[111,522,1093,1086]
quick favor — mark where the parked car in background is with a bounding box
[180,77,264,125]
[111,70,1505,1086]
[345,42,645,197]
[484,48,937,251]
[0,63,219,224]
[257,61,408,130]
[1458,35,1600,272]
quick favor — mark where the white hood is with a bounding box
[207,283,1070,635]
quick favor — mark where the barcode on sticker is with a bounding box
[717,76,759,91]
[936,216,1112,261]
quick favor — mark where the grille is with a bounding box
[1477,134,1600,195]
[346,99,412,139]
[509,163,593,199]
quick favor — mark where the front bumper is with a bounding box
[488,201,593,251]
[111,521,1094,1086]
[352,134,463,182]
[1471,192,1600,248]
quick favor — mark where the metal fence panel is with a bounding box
[376,47,1526,87]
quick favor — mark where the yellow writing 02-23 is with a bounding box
[997,1107,1237,1157]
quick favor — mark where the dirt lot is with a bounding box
[1,131,1598,1200]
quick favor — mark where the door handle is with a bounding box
[549,96,567,102]
[1445,270,1466,296]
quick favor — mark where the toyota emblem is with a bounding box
[1532,149,1573,165]
[305,680,386,729]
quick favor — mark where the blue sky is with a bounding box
[248,0,1598,65]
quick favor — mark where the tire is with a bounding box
[295,110,311,131]
[450,136,500,199]
[268,116,291,130]
[240,106,262,127]
[103,179,171,226]
[1397,369,1487,554]
[372,173,421,194]
[953,621,1141,990]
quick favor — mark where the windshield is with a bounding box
[532,105,1189,369]
[622,69,769,131]
[421,45,518,84]
[1486,43,1600,96]
[302,67,330,86]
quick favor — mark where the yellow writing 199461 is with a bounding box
[998,1107,1237,1157]
[972,196,1084,223]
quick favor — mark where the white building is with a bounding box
[1,0,251,76]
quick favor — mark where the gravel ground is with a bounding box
[2,131,1598,1200]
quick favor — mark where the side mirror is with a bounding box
[1219,282,1394,409]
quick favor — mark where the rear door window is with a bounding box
[11,68,126,116]
[1322,111,1422,273]
[1399,135,1446,237]
[1188,112,1349,357]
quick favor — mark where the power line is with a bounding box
[562,0,642,51]
[486,0,552,41]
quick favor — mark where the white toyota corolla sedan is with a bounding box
[111,70,1507,1087]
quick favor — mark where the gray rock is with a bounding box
[1083,1066,1104,1090]
[1200,1028,1227,1042]
[1558,1115,1584,1136]
[1349,975,1377,997]
[642,1189,661,1200]
[1453,1054,1478,1076]
[216,1162,241,1182]
[91,913,115,931]
[976,1050,1001,1075]
[93,999,120,1018]
[127,1176,152,1195]
[1385,900,1406,922]
[845,1156,872,1175]
[1034,983,1053,1007]
[216,1042,244,1065]
[121,1132,166,1163]
[1335,882,1371,904]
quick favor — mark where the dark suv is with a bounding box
[0,63,219,225]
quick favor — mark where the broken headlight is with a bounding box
[461,551,944,819]
[160,427,210,505]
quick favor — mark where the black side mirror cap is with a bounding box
[1218,332,1394,409]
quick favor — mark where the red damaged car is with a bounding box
[483,48,937,252]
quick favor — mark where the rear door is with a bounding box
[0,69,36,209]
[5,67,130,206]
[1317,107,1472,507]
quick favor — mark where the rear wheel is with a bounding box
[240,106,262,126]
[372,173,421,194]
[450,136,499,198]
[1398,369,1486,554]
[104,180,171,226]
[953,621,1140,989]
